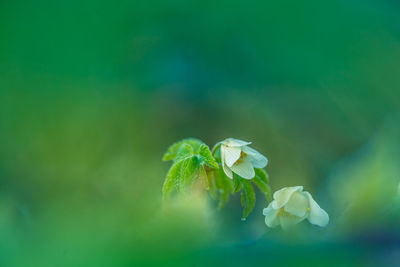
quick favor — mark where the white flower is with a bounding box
[220,138,268,179]
[263,186,329,230]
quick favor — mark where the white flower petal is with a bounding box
[229,157,255,179]
[220,147,233,178]
[284,191,309,217]
[242,146,268,168]
[221,145,241,167]
[220,143,225,163]
[272,186,303,209]
[263,204,280,228]
[304,192,329,227]
[223,138,252,147]
[279,214,306,230]
[222,163,233,179]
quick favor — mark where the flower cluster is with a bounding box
[163,137,329,230]
[220,138,328,230]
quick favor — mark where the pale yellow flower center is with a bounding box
[277,207,311,217]
[277,207,295,217]
[234,151,247,165]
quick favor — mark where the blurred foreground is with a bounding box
[1,0,400,266]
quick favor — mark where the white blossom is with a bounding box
[263,186,329,230]
[220,138,268,179]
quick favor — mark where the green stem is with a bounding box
[211,142,222,156]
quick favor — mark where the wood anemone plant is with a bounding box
[162,138,272,220]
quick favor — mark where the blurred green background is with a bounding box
[1,0,400,266]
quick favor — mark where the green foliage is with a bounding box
[213,167,234,209]
[175,144,194,161]
[241,180,256,220]
[162,160,183,198]
[162,139,218,198]
[253,168,272,202]
[179,156,200,191]
[162,139,272,220]
[199,144,219,169]
[232,169,272,219]
[162,138,203,161]
[233,174,243,193]
[255,168,269,184]
[206,169,218,200]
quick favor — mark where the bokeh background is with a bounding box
[1,0,400,266]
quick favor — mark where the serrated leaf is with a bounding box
[198,166,209,191]
[253,168,272,202]
[218,188,230,210]
[175,144,195,162]
[252,175,272,202]
[215,167,234,209]
[199,144,219,169]
[255,168,269,184]
[241,179,256,219]
[233,174,242,193]
[217,167,234,194]
[162,160,184,198]
[179,156,200,192]
[240,189,246,207]
[162,138,221,200]
[206,170,218,200]
[162,138,203,161]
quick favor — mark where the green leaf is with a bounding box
[252,176,272,203]
[175,144,194,162]
[179,156,200,192]
[214,167,234,209]
[240,179,256,219]
[199,144,219,169]
[253,169,272,202]
[198,166,209,192]
[233,174,242,193]
[162,138,203,161]
[162,138,220,200]
[217,167,234,194]
[218,188,230,210]
[255,168,269,184]
[162,160,184,198]
[163,155,201,198]
[206,170,218,200]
